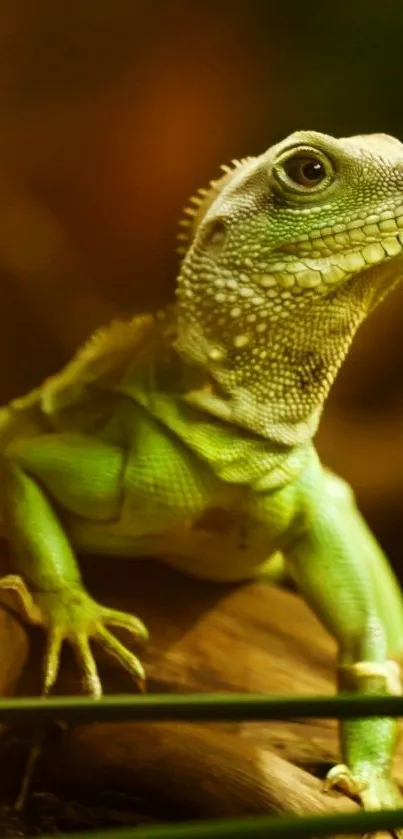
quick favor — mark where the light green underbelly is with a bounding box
[66,506,275,582]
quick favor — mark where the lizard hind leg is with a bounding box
[0,435,148,696]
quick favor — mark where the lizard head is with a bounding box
[175,131,403,445]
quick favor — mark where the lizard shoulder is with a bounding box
[0,311,172,440]
[40,312,160,415]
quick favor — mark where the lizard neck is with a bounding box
[178,329,346,448]
[175,265,382,447]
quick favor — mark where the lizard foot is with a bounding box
[325,764,403,837]
[325,660,403,836]
[0,574,148,697]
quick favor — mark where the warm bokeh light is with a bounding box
[0,0,402,561]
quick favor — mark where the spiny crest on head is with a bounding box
[176,156,254,258]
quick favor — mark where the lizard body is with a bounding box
[1,130,403,815]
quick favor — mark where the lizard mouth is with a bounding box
[257,209,403,291]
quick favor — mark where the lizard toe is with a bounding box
[13,585,147,695]
[95,624,146,691]
[72,632,103,697]
[325,761,403,833]
[99,605,149,643]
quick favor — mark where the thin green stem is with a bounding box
[0,691,402,725]
[31,807,403,839]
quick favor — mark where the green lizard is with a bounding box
[0,130,403,816]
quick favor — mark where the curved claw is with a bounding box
[43,626,64,694]
[324,763,364,799]
[0,574,43,624]
[325,761,403,835]
[44,619,146,698]
[96,624,146,691]
[73,633,103,698]
[100,605,149,643]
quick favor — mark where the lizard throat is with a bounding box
[176,249,403,447]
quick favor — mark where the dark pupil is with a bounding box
[301,160,323,181]
[285,156,326,186]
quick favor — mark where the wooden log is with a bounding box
[1,556,400,837]
[42,720,358,821]
[0,591,29,697]
[24,560,357,822]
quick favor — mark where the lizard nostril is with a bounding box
[204,218,227,254]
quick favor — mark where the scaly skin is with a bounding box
[0,130,403,819]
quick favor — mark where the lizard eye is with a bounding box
[284,156,326,186]
[273,147,334,195]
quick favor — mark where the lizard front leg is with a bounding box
[322,470,403,659]
[284,474,402,813]
[0,434,148,696]
[259,470,403,656]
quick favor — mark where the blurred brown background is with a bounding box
[0,0,403,565]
